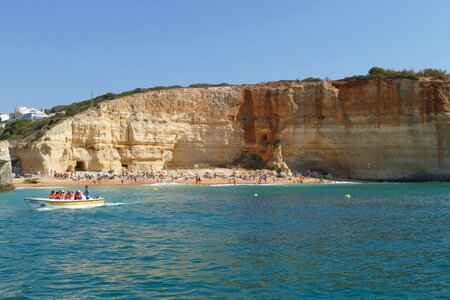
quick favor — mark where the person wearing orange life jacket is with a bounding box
[56,190,63,200]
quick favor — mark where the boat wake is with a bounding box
[103,202,127,207]
[36,205,103,211]
[326,181,362,184]
[34,202,127,211]
[142,182,189,187]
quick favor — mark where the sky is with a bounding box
[1,0,449,113]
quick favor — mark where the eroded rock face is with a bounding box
[0,140,14,191]
[11,78,450,180]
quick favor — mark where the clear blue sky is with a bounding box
[1,0,449,113]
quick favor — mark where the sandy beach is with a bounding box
[13,168,338,188]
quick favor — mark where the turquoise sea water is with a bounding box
[0,183,449,298]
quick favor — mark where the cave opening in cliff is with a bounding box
[75,161,87,171]
[10,157,20,169]
[260,134,269,145]
[233,151,265,169]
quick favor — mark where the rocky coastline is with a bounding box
[0,141,14,191]
[7,77,450,181]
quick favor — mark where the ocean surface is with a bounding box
[0,183,448,299]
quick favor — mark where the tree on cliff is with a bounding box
[368,67,417,79]
[416,68,448,78]
[368,67,448,79]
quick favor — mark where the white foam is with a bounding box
[103,202,126,206]
[35,202,128,211]
[36,204,104,211]
[207,183,275,187]
[326,181,362,184]
[36,207,60,211]
[141,182,188,187]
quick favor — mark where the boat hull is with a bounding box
[24,197,105,209]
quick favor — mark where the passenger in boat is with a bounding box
[65,191,73,200]
[75,190,87,200]
[49,191,56,199]
[56,190,63,199]
[84,186,90,200]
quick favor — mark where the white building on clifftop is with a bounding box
[0,113,9,128]
[9,106,48,122]
[0,113,9,122]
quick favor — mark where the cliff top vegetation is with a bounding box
[342,67,448,80]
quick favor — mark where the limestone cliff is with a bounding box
[0,141,14,191]
[10,78,450,181]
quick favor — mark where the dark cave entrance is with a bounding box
[75,161,87,171]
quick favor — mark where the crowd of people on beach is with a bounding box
[30,168,335,186]
[53,171,70,179]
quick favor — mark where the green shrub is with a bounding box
[341,75,371,80]
[416,68,448,78]
[0,119,31,140]
[188,83,230,88]
[368,67,387,77]
[0,114,65,141]
[367,67,448,79]
[368,67,418,79]
[0,184,15,191]
[41,143,52,156]
[33,131,45,141]
[302,77,322,82]
[149,85,183,91]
